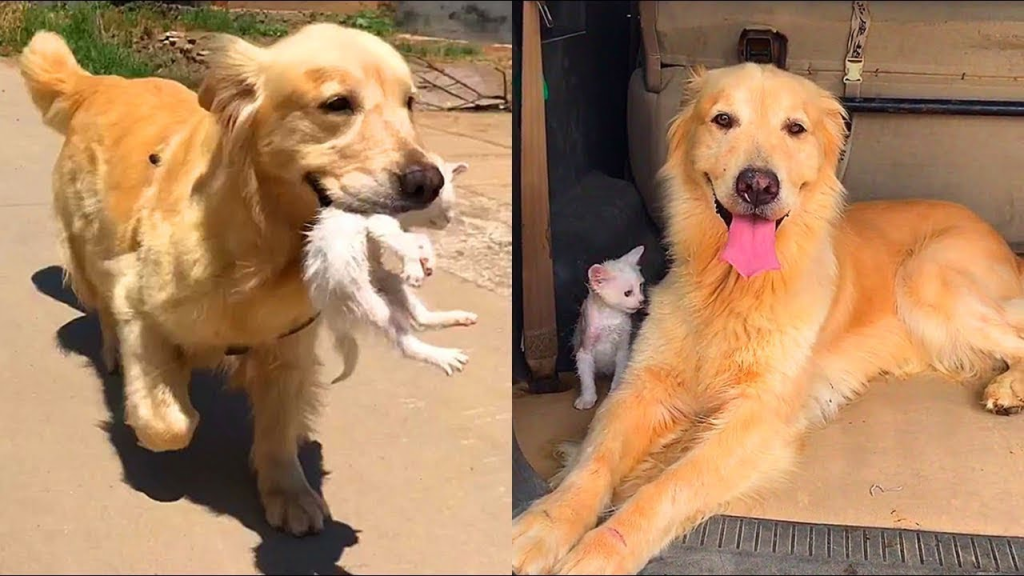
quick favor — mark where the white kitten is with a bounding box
[571,245,646,410]
[301,158,477,378]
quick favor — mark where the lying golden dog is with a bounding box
[512,62,1024,574]
[20,23,444,535]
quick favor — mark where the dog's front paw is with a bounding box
[426,346,469,376]
[514,499,587,575]
[261,481,332,536]
[554,527,637,575]
[126,399,199,453]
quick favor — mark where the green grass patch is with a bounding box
[336,8,396,38]
[178,6,289,38]
[0,1,491,84]
[0,1,154,77]
[394,40,481,60]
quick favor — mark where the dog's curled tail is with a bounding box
[19,31,90,134]
[331,333,361,383]
[548,440,582,489]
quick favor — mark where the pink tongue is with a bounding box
[720,214,780,278]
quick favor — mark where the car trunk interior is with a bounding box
[514,1,1024,572]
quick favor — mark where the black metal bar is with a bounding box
[842,97,1024,117]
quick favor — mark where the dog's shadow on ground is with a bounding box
[32,265,359,575]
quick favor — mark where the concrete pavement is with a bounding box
[0,61,510,574]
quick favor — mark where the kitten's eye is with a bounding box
[712,113,734,129]
[321,96,354,114]
[624,289,633,297]
[786,121,807,136]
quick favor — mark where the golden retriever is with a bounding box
[19,23,443,535]
[512,62,1024,574]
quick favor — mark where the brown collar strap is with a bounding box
[224,313,321,356]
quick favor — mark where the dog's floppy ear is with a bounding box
[682,65,707,104]
[198,34,266,140]
[817,91,850,175]
[664,65,707,169]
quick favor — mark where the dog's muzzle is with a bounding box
[304,173,334,208]
[304,165,444,215]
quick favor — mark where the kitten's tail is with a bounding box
[331,333,360,383]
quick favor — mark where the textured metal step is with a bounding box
[513,431,1024,574]
[641,515,1024,575]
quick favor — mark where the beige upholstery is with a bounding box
[647,1,1024,99]
[628,2,1024,241]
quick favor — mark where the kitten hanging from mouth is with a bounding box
[302,156,477,378]
[571,245,646,410]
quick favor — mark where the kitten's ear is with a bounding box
[623,245,645,266]
[450,162,469,177]
[588,264,610,288]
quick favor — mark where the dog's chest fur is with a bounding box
[670,243,837,390]
[120,195,316,350]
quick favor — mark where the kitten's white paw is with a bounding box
[420,257,434,278]
[426,346,469,375]
[415,234,436,277]
[447,310,478,326]
[573,395,597,411]
[402,260,425,287]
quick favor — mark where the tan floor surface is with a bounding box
[515,372,1024,537]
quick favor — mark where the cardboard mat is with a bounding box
[514,372,1024,538]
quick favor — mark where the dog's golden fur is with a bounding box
[20,23,437,535]
[512,63,1024,574]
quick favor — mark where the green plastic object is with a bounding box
[543,77,549,101]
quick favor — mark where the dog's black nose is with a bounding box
[398,163,444,204]
[735,167,780,207]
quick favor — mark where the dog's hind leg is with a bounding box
[118,317,198,452]
[61,231,122,373]
[98,306,120,374]
[233,323,330,536]
[58,231,98,311]
[895,235,1024,415]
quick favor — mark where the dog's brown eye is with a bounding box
[787,122,807,135]
[321,96,353,114]
[624,289,634,297]
[406,96,415,110]
[712,113,734,129]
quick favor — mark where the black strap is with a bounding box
[223,313,321,356]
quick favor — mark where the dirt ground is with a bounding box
[0,60,510,574]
